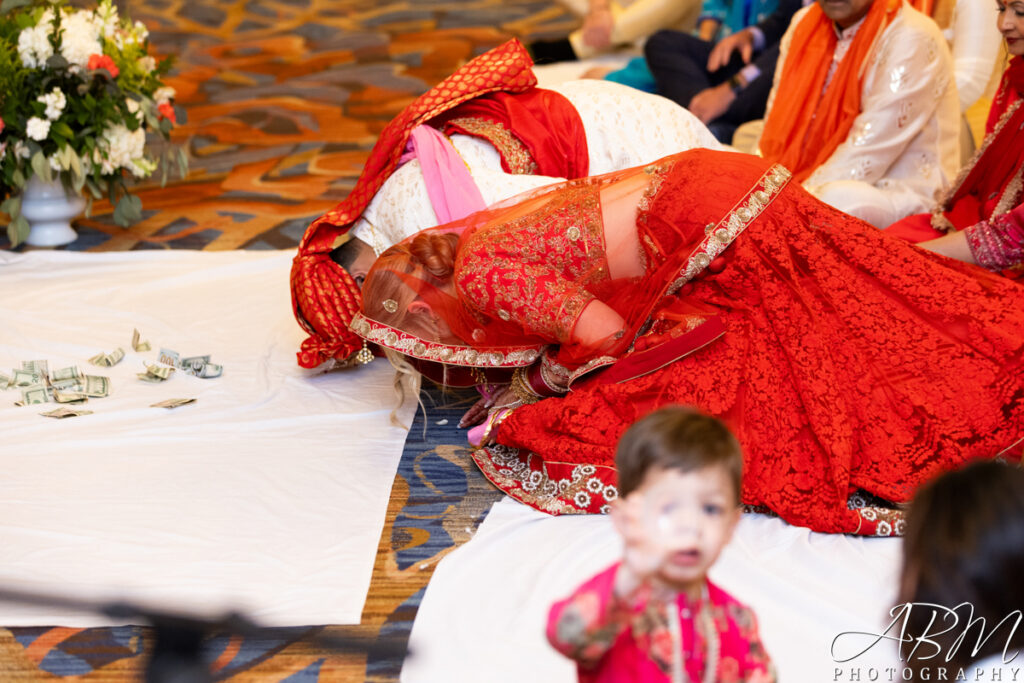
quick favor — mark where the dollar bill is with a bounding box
[11,370,42,387]
[0,372,10,389]
[18,385,49,405]
[52,389,89,404]
[50,378,83,392]
[81,375,110,398]
[50,366,81,383]
[89,348,125,367]
[158,348,180,367]
[151,398,196,409]
[132,328,151,352]
[138,363,174,382]
[22,360,48,376]
[41,407,93,419]
[196,363,222,379]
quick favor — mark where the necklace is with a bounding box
[666,583,719,683]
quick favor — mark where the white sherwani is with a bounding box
[766,2,961,227]
[350,79,724,253]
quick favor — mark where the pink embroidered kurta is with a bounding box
[547,563,775,682]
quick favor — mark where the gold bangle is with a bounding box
[509,366,541,405]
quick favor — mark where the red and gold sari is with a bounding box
[354,148,1024,536]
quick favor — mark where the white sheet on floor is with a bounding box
[404,498,905,682]
[0,249,413,627]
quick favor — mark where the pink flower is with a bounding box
[0,117,4,135]
[157,102,177,124]
[87,54,119,78]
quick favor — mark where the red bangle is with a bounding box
[526,363,562,397]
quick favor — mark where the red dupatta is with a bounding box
[934,58,1024,232]
[434,89,589,179]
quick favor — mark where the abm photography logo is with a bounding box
[831,602,1022,682]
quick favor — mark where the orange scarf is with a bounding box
[759,0,901,183]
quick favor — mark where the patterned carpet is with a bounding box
[0,1,567,680]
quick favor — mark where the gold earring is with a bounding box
[356,341,374,365]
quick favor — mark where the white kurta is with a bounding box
[765,2,961,227]
[351,79,724,252]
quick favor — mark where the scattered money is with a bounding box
[138,363,174,383]
[81,375,110,398]
[50,366,81,383]
[41,407,93,419]
[52,388,89,404]
[132,328,151,352]
[89,347,125,367]
[191,362,222,379]
[22,360,48,377]
[0,372,10,389]
[158,348,179,367]
[18,385,49,406]
[11,370,42,387]
[151,398,196,409]
[159,349,223,379]
[50,377,82,392]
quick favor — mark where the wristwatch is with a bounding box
[727,73,746,93]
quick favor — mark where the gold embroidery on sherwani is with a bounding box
[446,116,538,175]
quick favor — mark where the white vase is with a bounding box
[20,176,86,247]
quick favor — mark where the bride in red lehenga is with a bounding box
[351,148,1024,536]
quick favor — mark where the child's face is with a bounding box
[634,465,740,593]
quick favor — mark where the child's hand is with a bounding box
[610,495,666,599]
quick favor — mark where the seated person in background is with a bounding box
[898,460,1024,681]
[643,0,803,142]
[530,0,701,63]
[291,40,724,370]
[546,408,775,683]
[756,0,959,227]
[888,8,1024,249]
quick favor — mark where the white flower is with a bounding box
[14,141,31,159]
[17,12,55,69]
[37,88,67,121]
[93,0,120,38]
[125,98,144,122]
[26,117,51,141]
[95,123,145,174]
[48,155,62,171]
[137,55,156,73]
[153,87,176,106]
[0,142,7,159]
[60,11,103,69]
[133,21,149,41]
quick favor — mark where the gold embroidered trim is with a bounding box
[473,445,619,514]
[931,97,1024,232]
[349,312,542,368]
[667,164,792,295]
[447,116,538,175]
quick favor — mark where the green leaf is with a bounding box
[113,193,142,226]
[52,121,74,139]
[0,195,20,217]
[1,0,32,14]
[45,54,67,70]
[10,167,24,189]
[176,147,188,178]
[30,151,51,184]
[9,215,29,247]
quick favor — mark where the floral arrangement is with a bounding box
[0,0,186,246]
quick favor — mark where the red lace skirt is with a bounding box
[475,152,1024,535]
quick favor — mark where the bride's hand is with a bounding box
[459,385,515,428]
